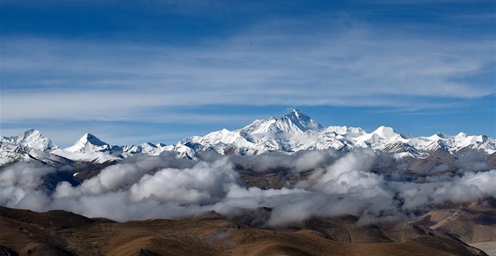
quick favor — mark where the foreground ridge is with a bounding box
[0,206,487,256]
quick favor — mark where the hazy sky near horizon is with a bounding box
[1,0,495,147]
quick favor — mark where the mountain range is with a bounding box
[1,110,495,256]
[1,109,495,167]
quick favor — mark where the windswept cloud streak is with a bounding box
[2,18,494,124]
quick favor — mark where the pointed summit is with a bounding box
[65,133,111,153]
[290,108,302,117]
[241,109,322,135]
[372,126,397,138]
[80,133,107,146]
[281,109,323,132]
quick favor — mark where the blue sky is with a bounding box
[1,0,495,147]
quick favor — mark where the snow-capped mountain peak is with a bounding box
[372,126,397,138]
[50,133,121,163]
[241,109,323,135]
[278,108,323,133]
[82,133,107,146]
[9,129,58,151]
[65,133,110,153]
[0,129,59,166]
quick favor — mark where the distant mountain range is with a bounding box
[1,109,495,166]
[1,110,496,256]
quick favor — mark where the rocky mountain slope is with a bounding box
[0,206,488,256]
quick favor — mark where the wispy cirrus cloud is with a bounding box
[2,20,494,120]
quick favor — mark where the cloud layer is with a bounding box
[1,149,494,226]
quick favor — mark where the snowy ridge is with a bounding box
[52,133,172,162]
[1,129,57,151]
[0,129,75,166]
[0,129,60,166]
[121,142,174,157]
[176,110,495,158]
[0,131,171,164]
[1,110,495,165]
[180,109,326,155]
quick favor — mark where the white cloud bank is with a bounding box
[1,149,494,226]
